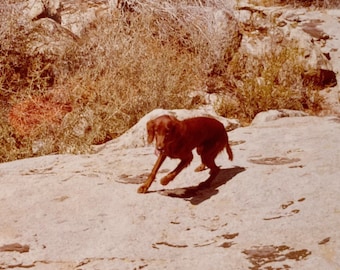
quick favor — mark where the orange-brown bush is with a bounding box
[9,97,72,137]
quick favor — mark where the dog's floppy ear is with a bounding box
[167,115,182,137]
[146,120,155,144]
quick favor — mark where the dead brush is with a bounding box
[2,1,209,161]
[0,0,330,162]
[61,8,212,143]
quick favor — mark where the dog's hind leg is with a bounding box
[200,145,221,176]
[138,153,167,193]
[194,146,206,172]
[160,153,193,186]
[225,141,233,161]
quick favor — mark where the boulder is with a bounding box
[25,0,110,37]
[26,18,79,57]
[251,109,308,125]
[60,0,109,36]
[108,108,240,150]
[189,7,241,64]
[25,0,61,22]
[186,6,242,75]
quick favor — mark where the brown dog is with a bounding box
[137,115,233,193]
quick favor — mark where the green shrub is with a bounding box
[215,44,323,123]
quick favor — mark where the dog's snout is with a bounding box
[156,139,165,152]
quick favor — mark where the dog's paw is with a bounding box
[160,175,172,186]
[137,185,149,193]
[194,163,206,172]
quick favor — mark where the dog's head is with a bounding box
[146,115,181,152]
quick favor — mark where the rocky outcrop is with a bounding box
[21,1,338,97]
[1,110,339,269]
[235,4,337,90]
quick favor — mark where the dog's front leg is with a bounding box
[138,153,167,193]
[160,154,193,186]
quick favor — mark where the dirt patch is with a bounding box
[117,173,149,184]
[0,243,30,253]
[243,245,311,270]
[248,157,301,165]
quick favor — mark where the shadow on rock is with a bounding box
[158,166,245,205]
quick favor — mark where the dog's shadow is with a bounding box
[157,166,245,205]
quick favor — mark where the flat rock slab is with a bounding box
[0,116,339,269]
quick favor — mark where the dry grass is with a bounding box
[63,10,209,140]
[0,0,329,162]
[1,2,209,162]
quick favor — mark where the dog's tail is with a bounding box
[226,141,233,161]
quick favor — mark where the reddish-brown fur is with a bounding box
[137,115,233,193]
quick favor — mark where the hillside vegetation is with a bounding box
[0,0,337,162]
